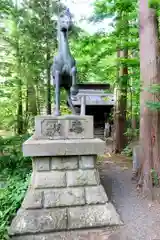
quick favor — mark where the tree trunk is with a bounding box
[45,0,51,115]
[17,78,23,134]
[28,84,37,116]
[138,0,160,198]
[23,84,29,133]
[36,85,41,115]
[150,12,160,183]
[115,49,128,153]
[46,49,51,114]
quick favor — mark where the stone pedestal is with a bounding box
[9,115,122,240]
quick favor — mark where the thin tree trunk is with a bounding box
[36,85,41,115]
[130,66,137,137]
[46,49,51,114]
[115,49,128,153]
[46,0,51,115]
[28,84,37,116]
[26,84,29,113]
[17,78,23,134]
[15,0,23,135]
[23,84,29,133]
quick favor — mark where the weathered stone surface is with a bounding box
[33,157,50,171]
[79,156,95,169]
[9,208,67,236]
[44,188,85,208]
[67,116,93,139]
[11,228,113,240]
[34,171,66,188]
[11,234,68,240]
[85,185,108,204]
[51,156,78,170]
[34,115,93,140]
[23,138,105,157]
[68,204,122,229]
[35,116,66,140]
[22,190,43,209]
[67,169,100,187]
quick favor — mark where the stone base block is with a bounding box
[23,137,105,157]
[9,203,121,237]
[85,185,108,204]
[11,228,115,240]
[68,204,121,229]
[22,185,108,210]
[9,208,67,236]
[43,188,85,208]
[9,182,122,238]
[9,116,122,239]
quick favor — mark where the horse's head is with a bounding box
[59,8,72,32]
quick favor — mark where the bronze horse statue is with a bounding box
[51,8,78,116]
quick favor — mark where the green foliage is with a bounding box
[122,127,139,156]
[149,0,160,9]
[121,145,132,157]
[0,0,141,133]
[146,101,160,110]
[0,174,30,240]
[146,84,160,110]
[0,0,65,132]
[124,127,139,141]
[0,135,32,239]
[151,168,159,186]
[61,101,72,115]
[0,134,31,170]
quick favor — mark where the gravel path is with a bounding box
[100,156,160,240]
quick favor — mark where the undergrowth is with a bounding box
[0,134,32,240]
[121,145,132,157]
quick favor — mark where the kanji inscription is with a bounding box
[41,120,62,137]
[69,120,84,134]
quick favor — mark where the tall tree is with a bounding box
[92,0,138,152]
[138,0,160,198]
[115,48,128,152]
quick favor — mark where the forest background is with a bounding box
[0,0,160,239]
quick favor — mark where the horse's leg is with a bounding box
[70,66,78,96]
[67,89,77,114]
[54,70,60,116]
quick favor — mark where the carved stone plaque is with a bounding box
[69,120,84,134]
[41,120,62,138]
[35,115,94,139]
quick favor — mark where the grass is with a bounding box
[0,134,32,239]
[0,130,14,138]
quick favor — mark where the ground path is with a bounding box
[99,154,160,240]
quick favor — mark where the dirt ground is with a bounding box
[98,153,160,240]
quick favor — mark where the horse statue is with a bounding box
[51,8,78,116]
